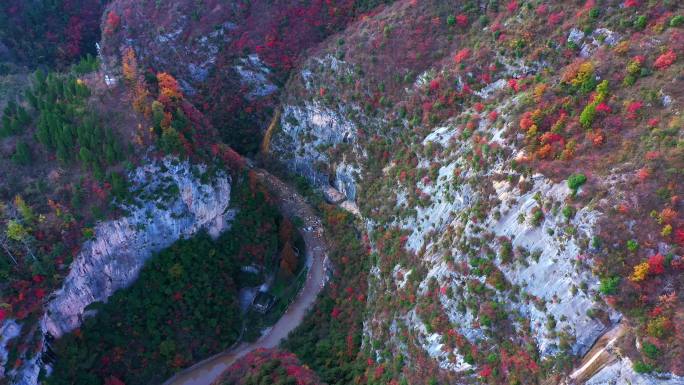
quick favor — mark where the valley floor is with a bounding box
[162,166,329,385]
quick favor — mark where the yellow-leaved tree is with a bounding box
[629,261,649,282]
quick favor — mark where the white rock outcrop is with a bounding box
[234,54,278,100]
[44,157,233,337]
[8,157,234,385]
[405,310,473,373]
[0,320,21,378]
[273,101,361,195]
[586,358,684,385]
[490,176,617,356]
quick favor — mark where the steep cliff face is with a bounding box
[6,157,233,385]
[98,0,278,154]
[273,100,363,193]
[99,0,237,95]
[271,61,679,383]
[0,320,21,378]
[272,47,612,385]
[44,157,233,338]
[99,0,388,153]
[269,0,684,382]
[270,53,369,205]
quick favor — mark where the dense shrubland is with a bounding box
[0,0,103,69]
[118,47,245,168]
[217,348,322,385]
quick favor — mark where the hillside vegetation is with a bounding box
[267,0,684,383]
[2,0,684,385]
[46,175,305,385]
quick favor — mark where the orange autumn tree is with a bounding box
[149,72,192,155]
[121,47,150,116]
[121,47,137,83]
[119,46,151,150]
[132,82,151,116]
[156,72,182,106]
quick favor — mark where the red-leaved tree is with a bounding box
[648,253,666,275]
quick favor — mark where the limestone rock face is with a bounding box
[98,0,363,148]
[586,358,684,385]
[8,157,233,385]
[270,46,616,366]
[99,0,237,95]
[270,53,367,205]
[273,100,361,192]
[0,320,21,378]
[44,158,233,338]
[266,14,635,381]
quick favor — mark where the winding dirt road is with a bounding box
[161,168,328,385]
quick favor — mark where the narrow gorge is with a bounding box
[1,1,683,385]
